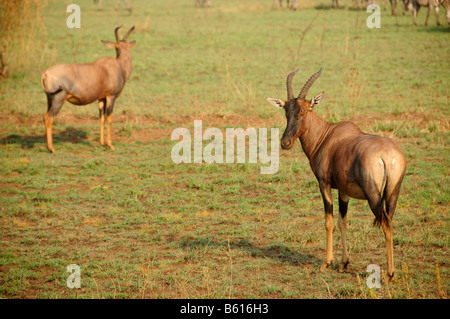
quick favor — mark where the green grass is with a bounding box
[0,0,449,299]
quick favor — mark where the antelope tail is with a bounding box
[373,158,389,227]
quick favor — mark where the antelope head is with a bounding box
[267,68,324,150]
[101,25,136,57]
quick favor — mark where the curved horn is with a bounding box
[114,25,123,42]
[123,26,135,41]
[286,68,300,100]
[298,67,322,100]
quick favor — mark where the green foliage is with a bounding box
[0,0,448,299]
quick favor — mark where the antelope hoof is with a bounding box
[320,261,332,272]
[339,261,351,273]
[387,271,395,281]
[106,143,115,150]
[47,146,56,153]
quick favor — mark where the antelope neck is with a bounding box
[117,50,133,81]
[298,111,333,160]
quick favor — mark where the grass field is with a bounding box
[0,0,449,299]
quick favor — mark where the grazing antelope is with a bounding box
[273,0,298,10]
[94,0,132,13]
[267,68,406,279]
[389,0,399,14]
[40,26,135,153]
[196,0,211,7]
[408,0,450,25]
[291,0,298,10]
[442,0,450,23]
[352,0,378,10]
[401,0,413,15]
[332,0,341,8]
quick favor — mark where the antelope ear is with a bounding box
[311,92,324,108]
[267,97,286,109]
[101,40,117,48]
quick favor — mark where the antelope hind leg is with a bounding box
[44,91,65,153]
[338,191,351,273]
[44,113,55,153]
[381,219,395,280]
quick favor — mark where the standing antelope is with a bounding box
[267,68,406,279]
[40,26,135,153]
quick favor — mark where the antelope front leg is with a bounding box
[435,6,440,26]
[105,96,115,150]
[392,0,398,15]
[319,184,334,271]
[106,114,114,150]
[425,4,431,26]
[99,99,106,146]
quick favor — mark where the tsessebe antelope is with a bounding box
[408,0,450,26]
[94,0,132,12]
[267,68,406,279]
[196,0,212,7]
[40,26,135,152]
[273,0,298,10]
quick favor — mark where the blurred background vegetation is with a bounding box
[0,0,48,78]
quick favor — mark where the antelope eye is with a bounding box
[300,108,305,113]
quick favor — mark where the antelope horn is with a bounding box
[114,25,123,42]
[286,68,300,100]
[123,26,135,41]
[298,67,322,100]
